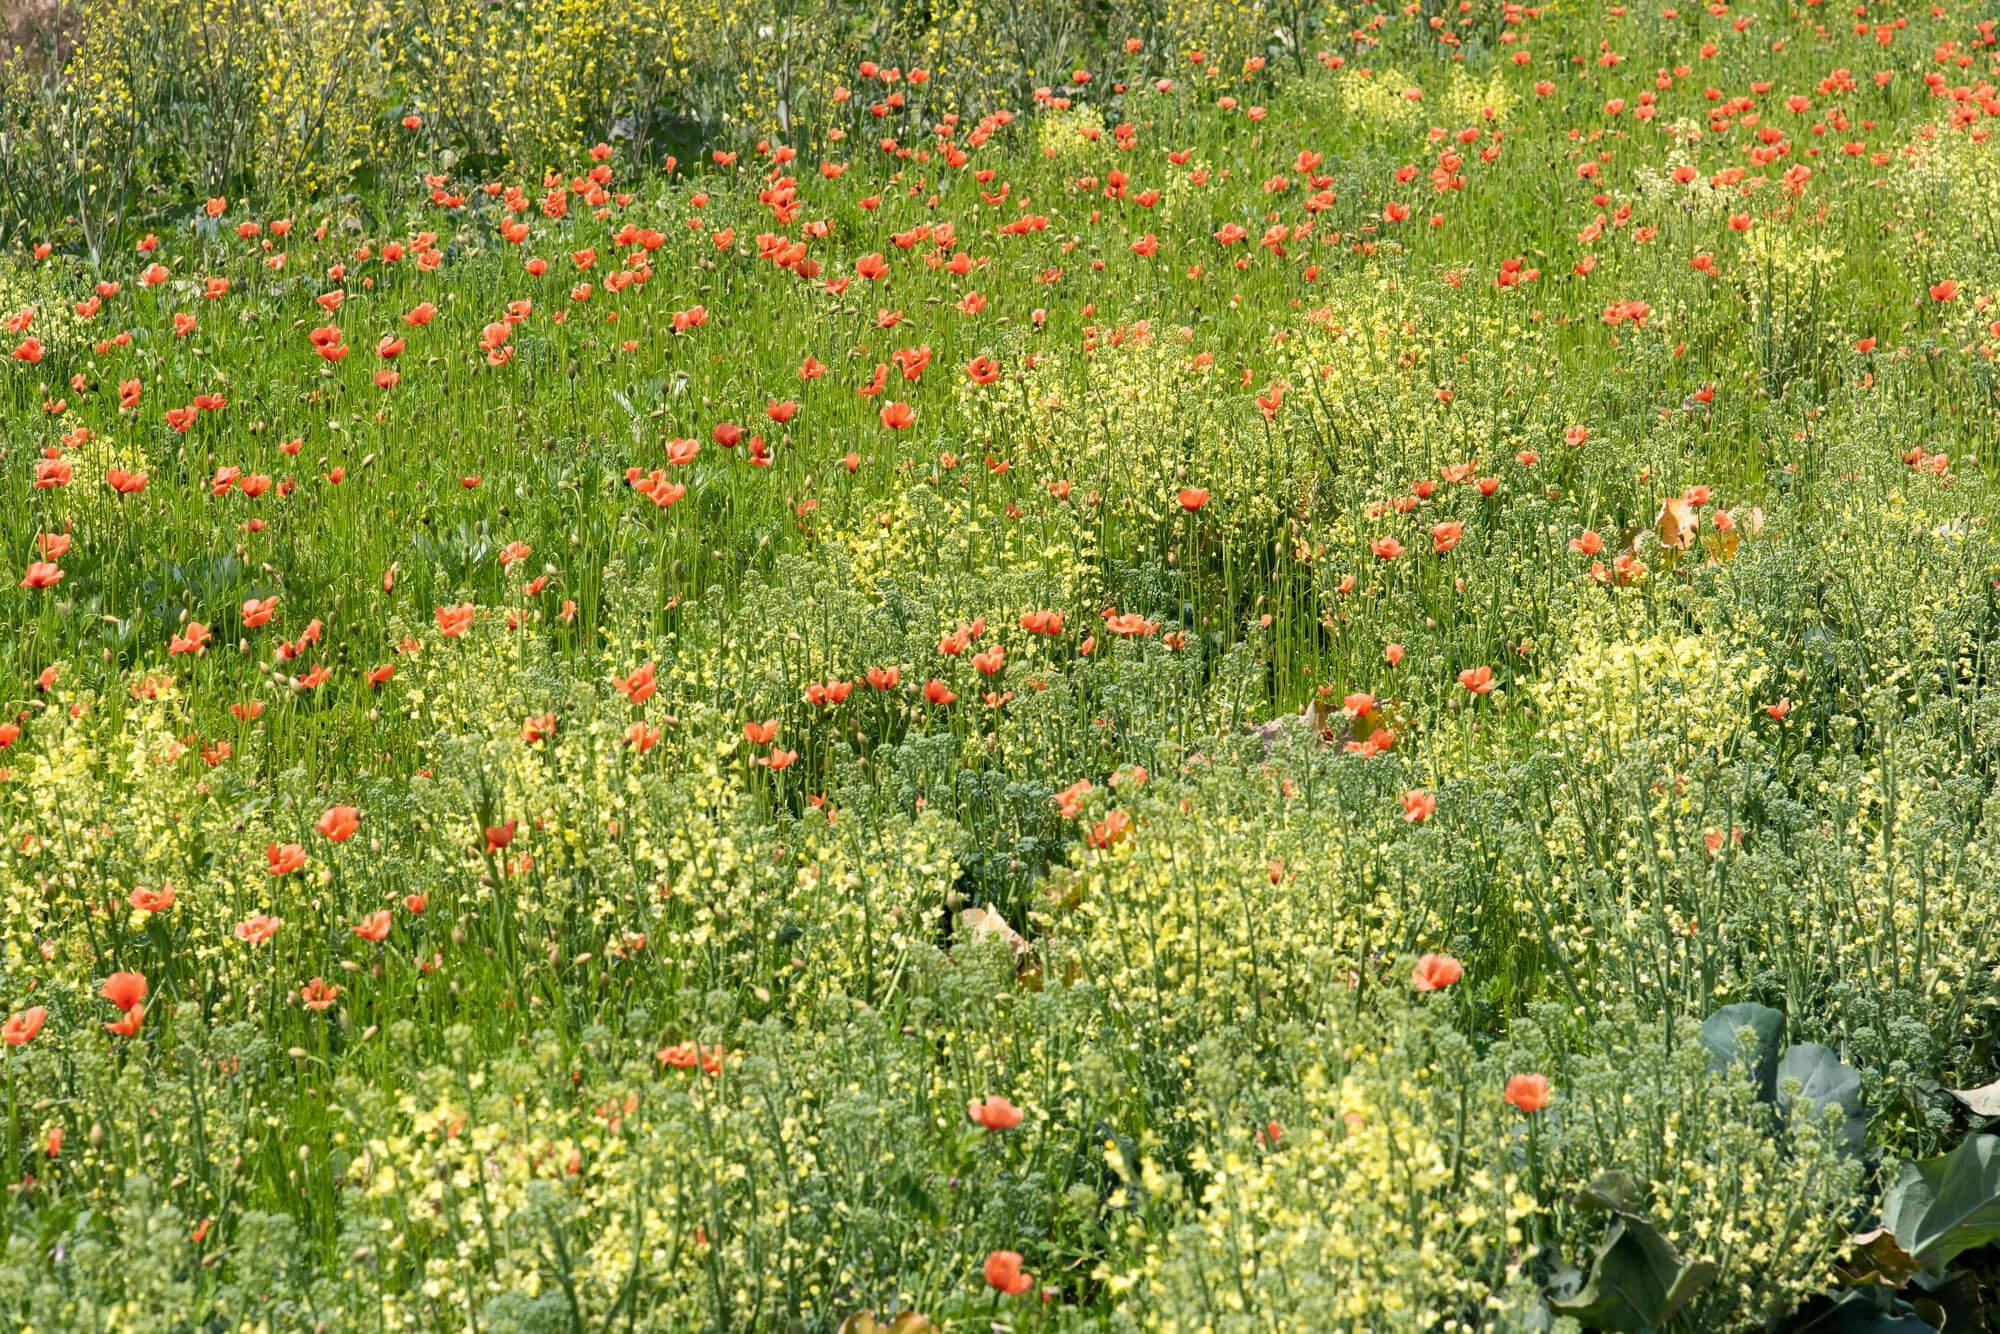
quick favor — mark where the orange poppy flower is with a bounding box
[1504,1073,1552,1112]
[99,971,147,1012]
[315,806,361,842]
[1411,953,1464,992]
[984,1250,1033,1295]
[2,1006,47,1046]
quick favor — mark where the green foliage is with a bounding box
[1879,1135,2000,1274]
[3,0,2000,1326]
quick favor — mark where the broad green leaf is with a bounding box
[1843,1228,1920,1288]
[1701,1002,1786,1102]
[1778,1043,1868,1153]
[1575,1171,1648,1215]
[1880,1133,2000,1271]
[1947,1080,2000,1120]
[1550,1213,1717,1331]
[1780,1288,1938,1333]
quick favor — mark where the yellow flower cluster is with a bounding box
[1109,1042,1535,1332]
[1529,598,1761,772]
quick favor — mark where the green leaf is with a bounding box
[1880,1133,2000,1271]
[1575,1171,1648,1215]
[1779,1288,1938,1333]
[1908,1266,1988,1332]
[885,1170,942,1225]
[1550,1213,1718,1332]
[1843,1228,1920,1288]
[1946,1079,2000,1120]
[1778,1042,1868,1153]
[1701,1002,1786,1101]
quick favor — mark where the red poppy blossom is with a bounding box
[1411,953,1463,992]
[99,971,147,1012]
[315,805,361,842]
[983,1250,1034,1295]
[1504,1073,1552,1112]
[967,1095,1024,1130]
[2,1006,47,1046]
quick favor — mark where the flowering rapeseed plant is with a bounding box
[0,0,1998,1327]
